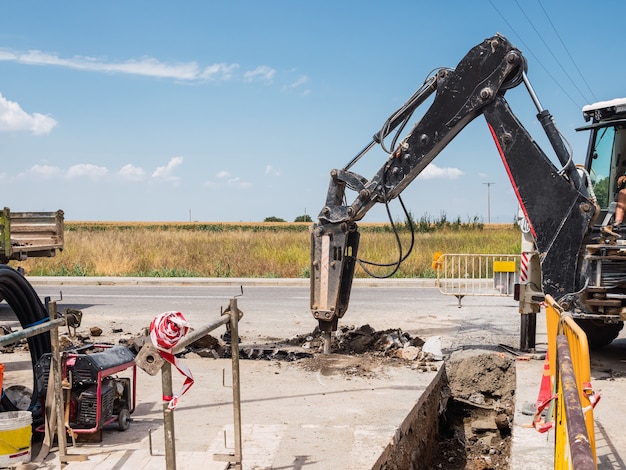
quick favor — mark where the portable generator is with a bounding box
[35,344,136,440]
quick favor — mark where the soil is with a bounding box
[431,351,516,470]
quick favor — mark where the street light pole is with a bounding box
[483,182,495,224]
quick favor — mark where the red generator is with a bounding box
[35,344,136,441]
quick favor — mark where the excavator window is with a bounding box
[589,125,616,209]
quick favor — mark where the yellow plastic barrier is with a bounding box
[545,295,597,469]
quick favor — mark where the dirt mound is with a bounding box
[432,352,516,470]
[446,350,516,400]
[284,324,426,356]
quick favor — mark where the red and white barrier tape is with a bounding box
[150,311,194,410]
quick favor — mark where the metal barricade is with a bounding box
[434,253,520,307]
[545,295,597,470]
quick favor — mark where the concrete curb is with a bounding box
[25,276,439,288]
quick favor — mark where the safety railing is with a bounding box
[545,295,597,470]
[433,253,520,307]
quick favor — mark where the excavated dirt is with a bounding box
[431,352,516,470]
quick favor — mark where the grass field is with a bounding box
[15,220,521,278]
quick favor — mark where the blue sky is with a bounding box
[1,1,624,223]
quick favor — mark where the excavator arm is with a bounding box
[310,34,596,335]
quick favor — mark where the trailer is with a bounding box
[0,208,64,264]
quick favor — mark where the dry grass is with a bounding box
[15,222,520,278]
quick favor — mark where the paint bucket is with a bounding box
[0,411,32,466]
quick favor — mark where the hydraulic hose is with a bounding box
[0,265,51,419]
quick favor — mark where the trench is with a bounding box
[374,351,516,470]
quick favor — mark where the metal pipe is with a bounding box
[229,297,243,469]
[172,315,230,354]
[162,361,176,470]
[0,317,65,347]
[556,335,596,470]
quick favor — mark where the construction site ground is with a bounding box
[1,277,625,469]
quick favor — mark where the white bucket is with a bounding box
[0,411,32,467]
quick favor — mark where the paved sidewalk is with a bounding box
[32,356,443,469]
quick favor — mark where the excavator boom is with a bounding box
[311,34,596,334]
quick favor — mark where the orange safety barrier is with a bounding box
[544,295,598,469]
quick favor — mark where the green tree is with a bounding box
[593,176,610,209]
[294,214,312,222]
[264,216,286,222]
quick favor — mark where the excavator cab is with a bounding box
[567,98,626,347]
[582,99,626,216]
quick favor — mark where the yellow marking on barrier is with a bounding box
[493,260,516,272]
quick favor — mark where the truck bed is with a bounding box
[1,208,64,262]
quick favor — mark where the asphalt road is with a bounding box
[23,278,522,352]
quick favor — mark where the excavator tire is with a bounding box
[576,319,624,350]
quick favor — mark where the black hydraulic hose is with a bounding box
[0,265,51,417]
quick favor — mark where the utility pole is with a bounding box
[483,182,495,224]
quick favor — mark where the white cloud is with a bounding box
[1,49,205,80]
[265,165,280,177]
[17,164,63,180]
[66,163,109,180]
[118,164,146,181]
[284,75,310,96]
[200,63,240,81]
[227,177,252,189]
[244,66,276,83]
[0,92,57,135]
[152,156,183,183]
[205,170,251,189]
[14,159,185,185]
[289,75,308,89]
[418,164,463,179]
[0,48,275,84]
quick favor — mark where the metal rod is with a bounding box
[50,302,67,462]
[323,331,331,354]
[230,297,243,469]
[162,362,176,470]
[522,71,544,113]
[172,315,230,354]
[0,317,65,347]
[162,312,231,469]
[343,140,377,171]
